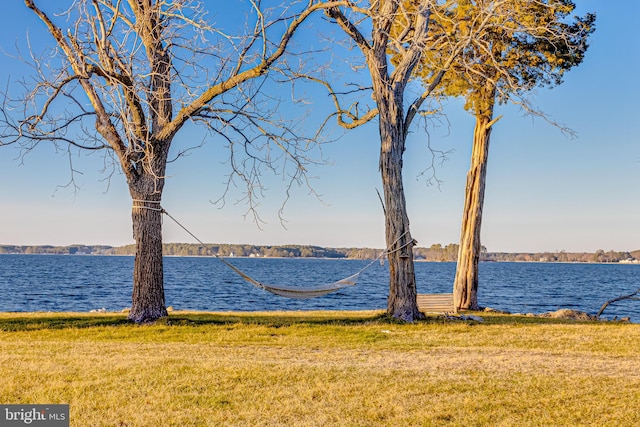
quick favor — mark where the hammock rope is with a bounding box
[138,202,409,299]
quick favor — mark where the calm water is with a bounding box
[1,254,638,321]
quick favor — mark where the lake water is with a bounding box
[1,254,638,321]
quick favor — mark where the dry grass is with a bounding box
[1,311,639,426]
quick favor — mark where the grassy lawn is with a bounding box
[1,311,639,426]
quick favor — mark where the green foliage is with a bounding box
[403,0,596,116]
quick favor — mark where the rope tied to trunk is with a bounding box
[132,199,164,212]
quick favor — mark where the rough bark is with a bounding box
[453,96,498,312]
[129,192,167,323]
[378,90,424,322]
[127,143,170,322]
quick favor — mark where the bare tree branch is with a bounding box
[161,1,351,142]
[596,288,640,320]
[1,0,356,322]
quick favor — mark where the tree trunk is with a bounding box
[128,194,167,323]
[453,108,497,312]
[127,152,169,323]
[378,93,424,322]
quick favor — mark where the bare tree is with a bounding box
[0,0,346,322]
[316,1,525,321]
[314,1,468,321]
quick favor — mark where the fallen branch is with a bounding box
[595,287,640,319]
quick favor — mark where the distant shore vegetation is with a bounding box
[1,243,639,263]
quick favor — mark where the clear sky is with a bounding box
[0,1,638,253]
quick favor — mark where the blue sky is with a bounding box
[0,1,638,253]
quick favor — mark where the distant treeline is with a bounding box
[1,243,639,263]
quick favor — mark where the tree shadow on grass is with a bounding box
[0,310,603,331]
[0,313,132,331]
[0,311,395,331]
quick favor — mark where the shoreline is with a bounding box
[1,252,639,264]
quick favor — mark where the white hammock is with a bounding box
[159,207,408,300]
[218,257,359,299]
